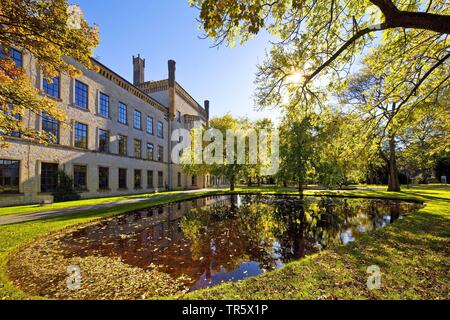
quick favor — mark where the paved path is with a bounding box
[0,189,217,226]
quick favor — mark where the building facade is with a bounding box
[0,50,221,207]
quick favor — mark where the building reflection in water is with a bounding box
[57,194,422,290]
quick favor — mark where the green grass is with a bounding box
[0,185,448,300]
[0,190,216,217]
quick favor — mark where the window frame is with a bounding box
[73,165,88,192]
[146,116,154,135]
[134,110,142,130]
[42,113,60,144]
[157,121,164,138]
[74,122,88,149]
[146,143,154,161]
[134,169,142,189]
[99,92,110,118]
[118,135,128,156]
[118,102,128,125]
[43,76,60,99]
[98,129,110,153]
[40,162,58,193]
[98,166,109,190]
[147,170,154,189]
[118,168,127,189]
[134,139,142,159]
[75,80,89,110]
[0,159,20,194]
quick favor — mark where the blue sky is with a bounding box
[74,0,280,121]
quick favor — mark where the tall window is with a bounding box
[41,163,58,193]
[99,93,109,118]
[73,165,87,191]
[192,175,197,186]
[146,143,154,161]
[147,170,154,189]
[177,172,182,187]
[0,48,22,67]
[157,121,164,138]
[118,168,127,189]
[0,160,20,194]
[134,139,142,159]
[118,135,127,156]
[3,103,21,138]
[75,80,88,109]
[157,145,164,162]
[134,169,142,189]
[146,116,153,135]
[134,110,142,130]
[43,76,60,98]
[158,171,164,188]
[177,111,182,123]
[118,102,127,124]
[42,113,59,144]
[98,129,110,153]
[74,122,88,149]
[99,167,109,190]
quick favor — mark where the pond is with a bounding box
[52,194,422,291]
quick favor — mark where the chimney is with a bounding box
[168,60,176,119]
[133,54,145,86]
[204,100,209,119]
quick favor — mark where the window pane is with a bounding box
[0,159,20,194]
[99,93,109,117]
[134,169,142,189]
[2,103,21,138]
[158,171,164,188]
[74,122,88,149]
[75,80,88,109]
[146,143,154,161]
[118,135,127,156]
[1,48,23,67]
[43,76,60,98]
[134,110,142,129]
[41,163,58,193]
[99,167,109,190]
[157,145,164,162]
[98,129,109,153]
[134,139,142,158]
[157,121,164,138]
[42,113,59,143]
[73,165,87,191]
[118,168,127,189]
[147,170,153,188]
[146,116,153,135]
[118,102,127,124]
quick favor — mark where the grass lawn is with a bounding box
[0,190,215,217]
[0,185,448,300]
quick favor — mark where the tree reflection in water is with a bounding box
[56,194,422,290]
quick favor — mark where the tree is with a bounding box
[191,0,449,122]
[315,110,371,188]
[0,0,99,145]
[277,111,316,192]
[341,69,406,191]
[398,101,450,183]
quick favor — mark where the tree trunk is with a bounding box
[230,174,235,191]
[283,180,288,188]
[387,136,401,192]
[298,180,304,193]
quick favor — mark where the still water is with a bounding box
[57,194,422,290]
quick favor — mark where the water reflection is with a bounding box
[58,195,422,290]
